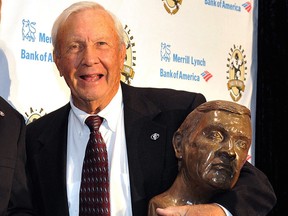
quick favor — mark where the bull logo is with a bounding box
[22,19,36,42]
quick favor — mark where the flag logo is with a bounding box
[242,2,252,12]
[201,71,213,82]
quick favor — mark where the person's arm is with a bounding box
[214,204,232,216]
[210,161,277,215]
[7,116,36,216]
[156,204,226,216]
[155,162,276,216]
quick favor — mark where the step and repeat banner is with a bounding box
[0,0,257,162]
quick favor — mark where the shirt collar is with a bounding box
[70,84,123,132]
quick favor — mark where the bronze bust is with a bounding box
[148,100,252,215]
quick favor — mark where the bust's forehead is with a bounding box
[200,110,252,135]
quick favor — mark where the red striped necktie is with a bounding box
[79,115,110,216]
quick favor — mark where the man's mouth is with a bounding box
[80,74,104,81]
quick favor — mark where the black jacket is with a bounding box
[26,82,276,216]
[0,97,35,216]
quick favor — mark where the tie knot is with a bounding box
[85,115,103,132]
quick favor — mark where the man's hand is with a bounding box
[155,204,226,216]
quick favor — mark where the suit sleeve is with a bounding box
[7,115,36,216]
[210,161,277,216]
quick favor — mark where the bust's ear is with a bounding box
[173,131,183,159]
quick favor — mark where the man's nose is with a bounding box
[81,45,100,66]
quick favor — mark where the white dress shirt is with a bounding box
[66,85,132,216]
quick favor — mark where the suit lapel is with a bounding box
[121,83,168,209]
[33,104,70,215]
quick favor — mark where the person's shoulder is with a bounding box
[122,83,207,111]
[27,103,70,130]
[0,96,17,112]
[122,82,205,100]
[0,96,24,121]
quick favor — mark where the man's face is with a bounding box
[184,110,252,190]
[54,8,126,113]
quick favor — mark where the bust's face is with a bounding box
[183,110,252,190]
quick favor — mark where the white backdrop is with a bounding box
[0,0,257,163]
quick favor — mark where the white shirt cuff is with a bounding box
[214,203,233,216]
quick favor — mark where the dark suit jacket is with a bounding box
[26,82,276,216]
[0,97,35,216]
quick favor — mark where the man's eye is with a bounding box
[96,41,108,46]
[67,43,83,53]
[72,44,79,49]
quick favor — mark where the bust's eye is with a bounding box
[235,140,248,150]
[207,130,223,142]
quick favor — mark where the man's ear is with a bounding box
[53,51,63,77]
[173,131,183,159]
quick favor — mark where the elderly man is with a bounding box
[26,1,276,216]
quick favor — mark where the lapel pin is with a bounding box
[0,111,5,117]
[150,133,160,141]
